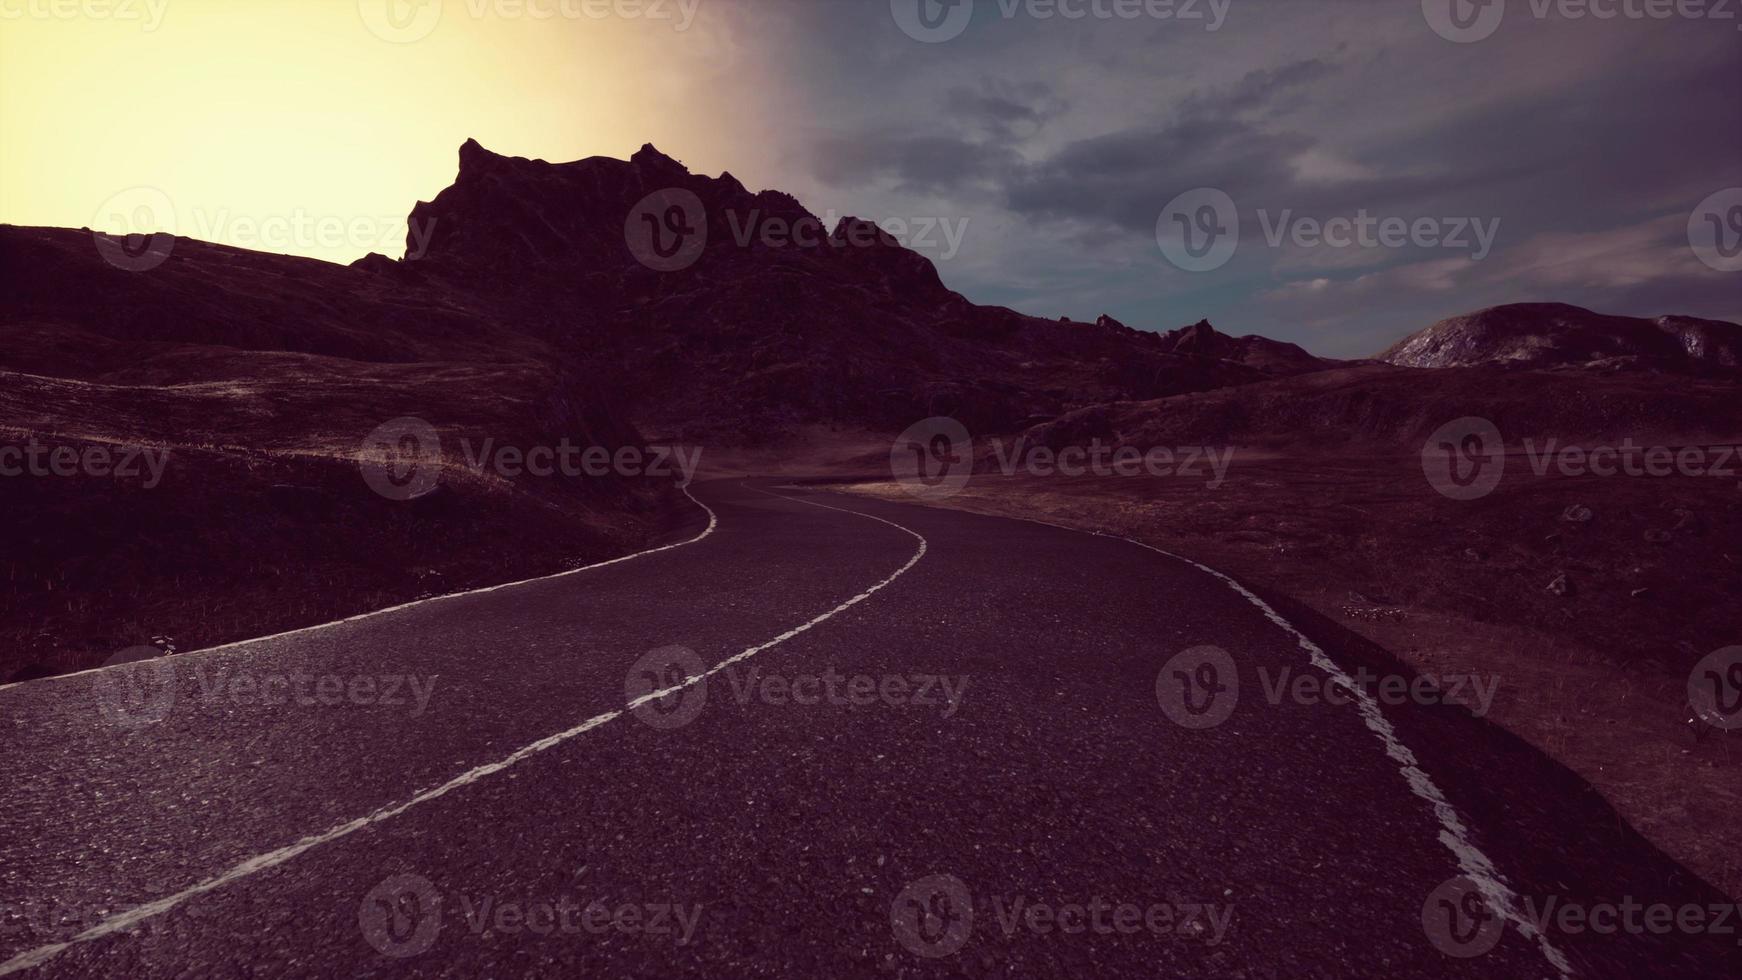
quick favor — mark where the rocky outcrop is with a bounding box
[1378,303,1742,373]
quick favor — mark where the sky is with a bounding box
[2,0,1738,357]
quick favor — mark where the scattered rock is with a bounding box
[1560,504,1594,523]
[1546,573,1573,596]
[1462,547,1486,562]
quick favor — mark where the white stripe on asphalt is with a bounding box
[0,485,720,693]
[998,511,1576,978]
[0,484,927,976]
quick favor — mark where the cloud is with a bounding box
[765,0,1741,353]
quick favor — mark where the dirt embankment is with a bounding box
[0,357,693,683]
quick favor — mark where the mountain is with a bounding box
[0,139,1333,678]
[1378,303,1742,373]
[1152,318,1332,374]
[379,140,1305,436]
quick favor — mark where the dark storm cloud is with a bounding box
[807,132,1022,195]
[945,80,1064,141]
[779,1,1741,352]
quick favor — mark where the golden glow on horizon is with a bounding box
[0,0,761,263]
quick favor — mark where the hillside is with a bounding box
[1378,303,1742,373]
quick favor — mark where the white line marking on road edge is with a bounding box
[0,486,720,693]
[1127,540,1575,978]
[0,484,927,976]
[886,501,1576,978]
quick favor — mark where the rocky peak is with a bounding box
[1158,319,1222,353]
[630,143,688,175]
[456,137,504,177]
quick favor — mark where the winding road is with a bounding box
[1,479,1736,978]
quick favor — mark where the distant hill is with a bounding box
[1378,303,1742,374]
[1015,363,1742,455]
[1152,318,1333,375]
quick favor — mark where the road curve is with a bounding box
[0,479,1735,978]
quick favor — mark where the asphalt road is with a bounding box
[1,479,1737,978]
